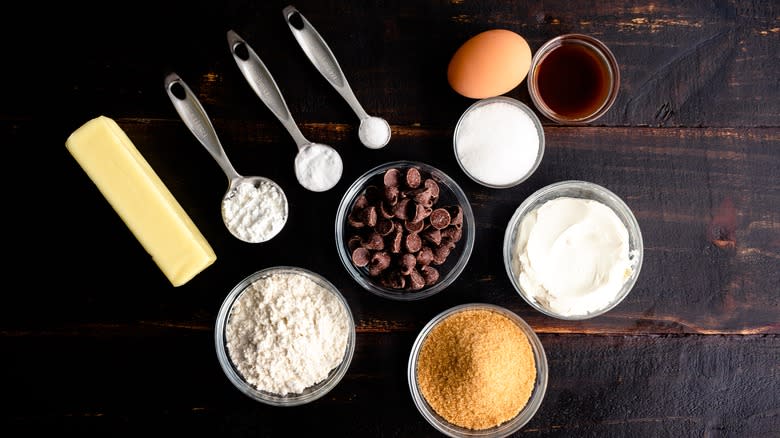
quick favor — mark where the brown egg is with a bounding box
[447,29,532,99]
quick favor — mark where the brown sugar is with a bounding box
[416,309,536,430]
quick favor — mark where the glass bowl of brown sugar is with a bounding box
[408,303,548,437]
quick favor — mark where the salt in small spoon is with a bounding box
[283,6,391,149]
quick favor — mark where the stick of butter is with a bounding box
[66,116,217,286]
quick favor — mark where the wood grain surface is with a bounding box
[3,0,778,436]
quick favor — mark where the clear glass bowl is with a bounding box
[453,96,545,189]
[408,303,548,437]
[527,34,620,124]
[503,180,643,320]
[335,160,475,301]
[214,266,356,406]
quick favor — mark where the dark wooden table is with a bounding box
[4,1,778,436]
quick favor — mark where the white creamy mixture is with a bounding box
[358,116,391,149]
[513,197,635,317]
[226,271,350,395]
[295,143,343,192]
[222,180,287,243]
[455,101,540,187]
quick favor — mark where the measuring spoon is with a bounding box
[227,30,343,192]
[282,6,391,150]
[164,73,288,243]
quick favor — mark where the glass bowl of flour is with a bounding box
[503,181,643,320]
[215,266,355,406]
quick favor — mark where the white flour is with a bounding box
[221,180,287,243]
[294,143,343,192]
[225,271,350,395]
[455,101,541,187]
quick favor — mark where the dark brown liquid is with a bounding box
[535,43,611,120]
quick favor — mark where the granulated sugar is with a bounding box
[221,180,287,243]
[455,100,541,187]
[225,271,350,395]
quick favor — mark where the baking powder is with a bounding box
[295,143,343,192]
[358,116,391,149]
[225,271,350,395]
[222,180,287,243]
[455,100,541,187]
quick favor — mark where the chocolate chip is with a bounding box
[417,246,434,265]
[413,189,434,207]
[430,208,451,229]
[376,219,394,236]
[393,198,412,220]
[422,228,441,245]
[405,167,421,188]
[348,235,362,252]
[441,225,462,243]
[354,194,369,209]
[348,213,365,228]
[446,205,463,226]
[408,268,425,290]
[361,206,377,228]
[364,185,381,203]
[405,233,422,253]
[362,232,384,250]
[400,253,417,275]
[420,265,439,285]
[412,203,432,223]
[351,247,370,267]
[405,219,424,233]
[390,224,403,253]
[383,168,401,187]
[380,270,406,289]
[370,251,391,271]
[384,185,400,205]
[433,244,451,265]
[424,179,440,199]
[380,201,394,219]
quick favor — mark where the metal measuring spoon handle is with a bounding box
[164,73,241,183]
[227,30,310,150]
[283,5,369,121]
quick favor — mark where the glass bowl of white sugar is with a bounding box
[453,96,545,189]
[215,266,355,406]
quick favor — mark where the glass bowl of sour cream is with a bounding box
[503,181,643,320]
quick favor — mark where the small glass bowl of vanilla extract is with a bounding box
[527,34,620,124]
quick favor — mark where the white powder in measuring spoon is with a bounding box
[455,101,542,187]
[222,180,287,243]
[225,271,350,395]
[358,116,391,149]
[295,143,343,192]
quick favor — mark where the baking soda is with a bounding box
[295,143,343,192]
[455,100,541,187]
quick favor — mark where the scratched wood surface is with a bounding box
[2,0,779,436]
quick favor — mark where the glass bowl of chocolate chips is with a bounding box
[336,161,475,300]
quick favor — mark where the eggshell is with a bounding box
[447,29,532,99]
